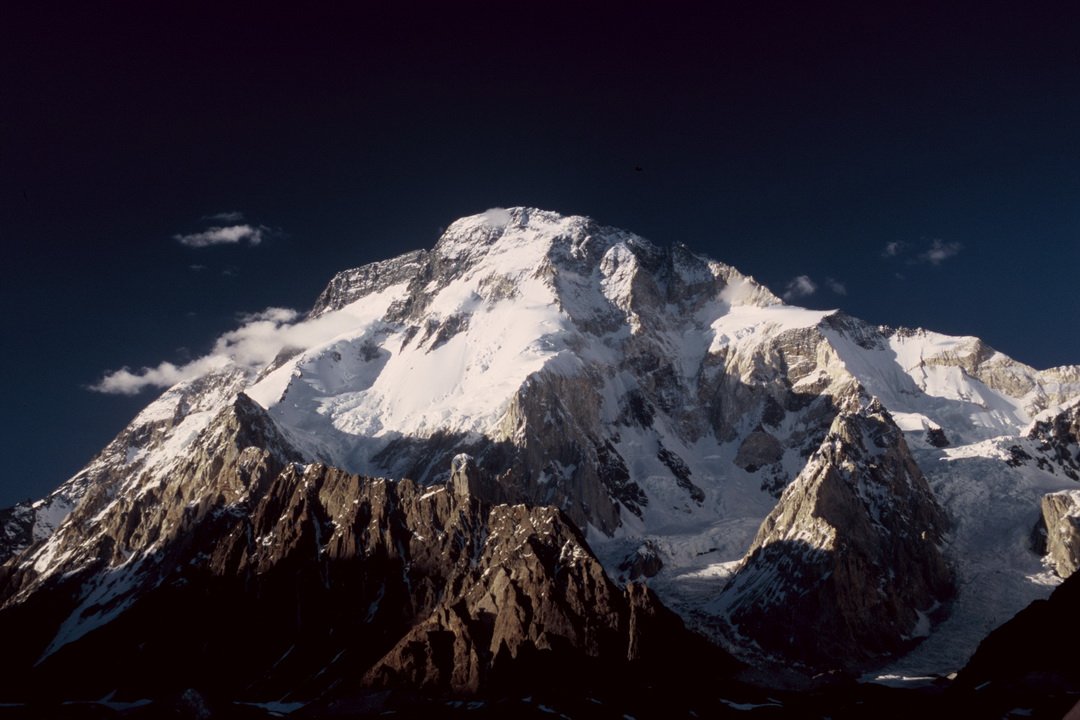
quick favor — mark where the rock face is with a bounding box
[363,503,719,694]
[734,429,784,472]
[0,395,732,702]
[1028,403,1080,481]
[1039,490,1080,578]
[0,391,298,609]
[617,540,664,580]
[720,388,954,670]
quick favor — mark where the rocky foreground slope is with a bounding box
[1,208,1079,713]
[0,395,734,709]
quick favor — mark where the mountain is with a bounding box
[2,207,1079,711]
[719,390,953,671]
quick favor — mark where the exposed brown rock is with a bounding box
[363,503,711,694]
[618,540,664,580]
[735,429,784,471]
[0,394,732,702]
[1040,490,1080,578]
[1028,403,1080,481]
[721,391,954,671]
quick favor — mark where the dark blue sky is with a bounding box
[2,2,1079,506]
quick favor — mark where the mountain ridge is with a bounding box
[2,207,1079,710]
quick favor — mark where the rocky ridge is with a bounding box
[0,368,249,561]
[0,395,731,704]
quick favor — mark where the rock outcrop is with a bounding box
[1029,403,1080,480]
[363,503,724,694]
[1039,490,1080,578]
[720,389,954,670]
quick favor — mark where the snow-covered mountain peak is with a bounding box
[6,208,1080,687]
[427,207,779,317]
[435,207,593,258]
[10,211,1078,542]
[311,208,781,341]
[243,210,810,489]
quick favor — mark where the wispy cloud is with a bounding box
[882,241,906,258]
[90,305,363,395]
[919,238,962,265]
[826,277,847,295]
[204,211,245,223]
[882,238,962,266]
[480,207,512,227]
[782,275,817,301]
[174,224,264,248]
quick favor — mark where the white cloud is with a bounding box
[782,275,817,301]
[90,305,364,395]
[237,307,299,324]
[90,356,232,395]
[919,238,962,265]
[480,207,512,227]
[826,277,847,295]
[174,224,263,248]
